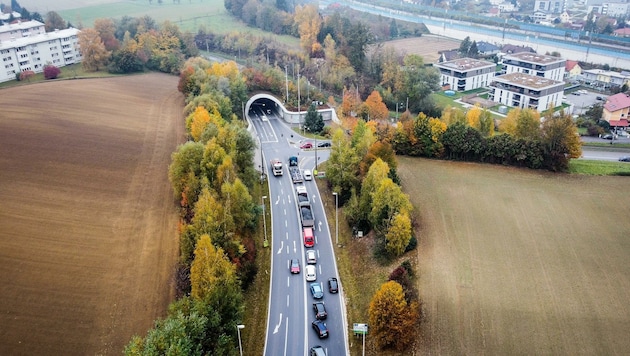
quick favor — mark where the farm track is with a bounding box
[0,73,185,355]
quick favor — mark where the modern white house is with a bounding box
[581,69,630,90]
[502,52,566,81]
[0,26,81,83]
[489,72,564,112]
[433,58,496,92]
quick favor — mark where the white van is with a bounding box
[303,169,312,181]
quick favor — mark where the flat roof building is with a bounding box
[502,52,566,81]
[434,58,496,92]
[489,72,564,112]
[0,27,81,83]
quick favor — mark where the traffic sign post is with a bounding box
[353,323,368,356]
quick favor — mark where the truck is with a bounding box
[288,156,303,184]
[299,204,314,227]
[270,159,283,176]
[296,185,310,206]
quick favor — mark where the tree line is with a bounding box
[125,57,258,355]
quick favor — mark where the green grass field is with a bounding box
[58,0,299,46]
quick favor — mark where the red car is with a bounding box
[290,259,300,274]
[300,142,313,149]
[303,227,314,248]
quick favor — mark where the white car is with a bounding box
[303,169,312,181]
[306,250,317,264]
[305,265,317,281]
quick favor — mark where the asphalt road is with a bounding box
[249,107,349,356]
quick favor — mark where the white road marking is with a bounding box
[293,240,297,253]
[277,241,284,254]
[273,313,283,334]
[318,221,322,232]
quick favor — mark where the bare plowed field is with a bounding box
[398,157,630,355]
[0,73,185,355]
[383,35,461,63]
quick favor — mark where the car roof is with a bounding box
[306,265,316,273]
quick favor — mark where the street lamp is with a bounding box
[262,196,268,247]
[236,324,245,356]
[332,192,338,245]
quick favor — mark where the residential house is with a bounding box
[501,44,536,54]
[477,41,501,57]
[582,69,630,90]
[565,60,582,80]
[489,73,564,112]
[535,0,565,13]
[614,27,630,37]
[602,93,630,128]
[0,11,21,24]
[0,27,81,83]
[502,52,566,81]
[434,58,496,92]
[438,49,460,63]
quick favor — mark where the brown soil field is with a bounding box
[383,35,461,63]
[0,73,185,355]
[397,157,630,355]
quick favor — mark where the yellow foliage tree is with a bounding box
[498,108,519,135]
[190,234,238,301]
[466,105,482,129]
[368,281,419,350]
[294,4,322,56]
[78,28,111,72]
[386,211,412,256]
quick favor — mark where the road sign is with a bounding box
[353,323,368,335]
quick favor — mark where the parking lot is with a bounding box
[564,89,606,116]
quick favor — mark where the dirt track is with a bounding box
[0,73,185,355]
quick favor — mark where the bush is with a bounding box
[43,64,61,79]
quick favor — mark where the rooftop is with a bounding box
[503,52,565,64]
[0,27,79,51]
[434,57,495,71]
[0,19,41,34]
[493,72,563,89]
[604,93,630,112]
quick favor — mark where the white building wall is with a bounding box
[0,20,46,41]
[0,28,80,83]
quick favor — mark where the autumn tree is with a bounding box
[94,18,119,51]
[78,28,111,71]
[358,158,390,228]
[44,11,66,32]
[370,178,412,233]
[168,141,205,213]
[368,281,418,350]
[396,54,440,114]
[190,234,239,301]
[541,111,582,171]
[385,211,412,256]
[294,4,322,56]
[326,128,361,200]
[362,90,389,121]
[341,86,361,119]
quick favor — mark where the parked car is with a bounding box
[312,320,329,339]
[300,142,313,149]
[303,169,312,181]
[328,277,339,293]
[305,265,317,282]
[615,130,629,138]
[602,134,613,140]
[306,249,317,264]
[317,141,331,148]
[310,346,326,356]
[290,259,300,274]
[310,282,324,299]
[619,156,630,162]
[313,302,327,319]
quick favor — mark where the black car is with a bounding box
[317,141,331,148]
[312,320,329,339]
[602,134,613,140]
[313,302,327,319]
[328,277,338,293]
[619,156,630,162]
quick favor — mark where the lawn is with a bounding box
[57,0,299,46]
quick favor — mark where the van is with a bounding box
[303,227,314,247]
[303,169,312,181]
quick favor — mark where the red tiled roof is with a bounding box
[609,119,629,127]
[565,60,579,71]
[604,93,630,112]
[614,28,630,36]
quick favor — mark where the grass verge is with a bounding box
[241,180,271,355]
[0,63,120,89]
[569,159,630,175]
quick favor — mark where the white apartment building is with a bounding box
[0,27,81,83]
[434,58,496,92]
[489,72,564,112]
[502,52,566,81]
[0,20,46,41]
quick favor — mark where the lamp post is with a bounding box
[262,196,268,247]
[332,192,338,245]
[236,324,245,356]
